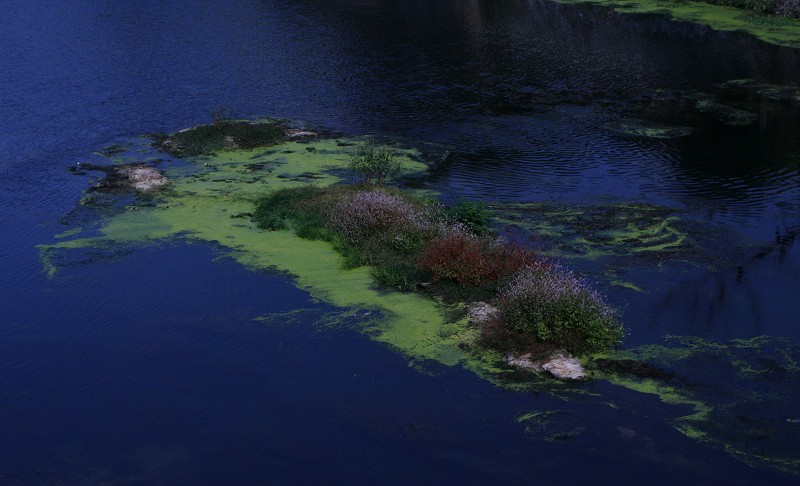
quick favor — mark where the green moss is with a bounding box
[551,0,800,47]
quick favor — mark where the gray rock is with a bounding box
[505,350,587,381]
[285,129,318,139]
[116,165,169,191]
[541,351,587,380]
[467,302,499,325]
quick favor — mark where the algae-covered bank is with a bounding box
[40,122,800,476]
[551,0,800,47]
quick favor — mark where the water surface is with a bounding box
[2,0,799,483]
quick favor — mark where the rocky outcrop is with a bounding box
[540,352,587,380]
[467,302,500,325]
[116,165,169,191]
[468,302,587,380]
[505,350,587,381]
[71,163,169,192]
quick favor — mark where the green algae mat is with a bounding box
[554,0,800,47]
[40,125,800,476]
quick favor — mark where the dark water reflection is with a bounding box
[2,0,800,482]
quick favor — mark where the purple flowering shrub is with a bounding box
[328,189,443,256]
[497,263,623,355]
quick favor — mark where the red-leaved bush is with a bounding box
[419,228,538,287]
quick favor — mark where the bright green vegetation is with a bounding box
[40,132,476,367]
[254,185,438,291]
[703,0,800,18]
[449,200,491,236]
[552,0,800,47]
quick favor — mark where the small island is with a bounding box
[157,119,625,379]
[252,144,623,379]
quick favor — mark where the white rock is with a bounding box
[504,353,543,372]
[467,302,500,325]
[285,129,318,138]
[117,166,169,191]
[505,350,587,381]
[541,352,587,380]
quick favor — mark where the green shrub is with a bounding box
[349,142,401,186]
[254,186,327,232]
[450,200,490,235]
[169,121,285,156]
[372,263,426,291]
[498,264,623,356]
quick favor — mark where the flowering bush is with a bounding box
[328,190,441,252]
[498,264,623,355]
[419,227,537,287]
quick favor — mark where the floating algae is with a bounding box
[719,80,800,106]
[489,202,707,265]
[695,99,759,126]
[516,410,587,442]
[550,0,800,48]
[588,335,800,475]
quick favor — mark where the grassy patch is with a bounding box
[161,121,286,156]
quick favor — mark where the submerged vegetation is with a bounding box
[590,336,800,475]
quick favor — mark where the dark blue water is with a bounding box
[2,0,800,483]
